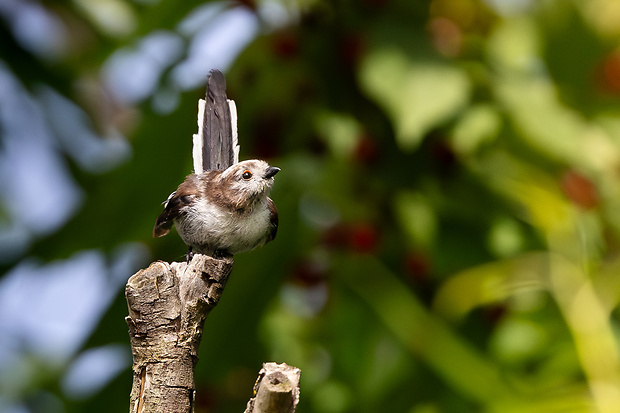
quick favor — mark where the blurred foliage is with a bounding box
[3,0,620,412]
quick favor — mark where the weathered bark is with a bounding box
[245,363,301,413]
[125,254,233,413]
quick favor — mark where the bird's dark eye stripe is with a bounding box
[242,170,253,180]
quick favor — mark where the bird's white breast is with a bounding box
[175,196,271,254]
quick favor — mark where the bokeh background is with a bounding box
[3,0,620,412]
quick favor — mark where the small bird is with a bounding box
[153,159,280,258]
[153,69,279,259]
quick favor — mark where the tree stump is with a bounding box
[245,362,301,413]
[125,254,233,413]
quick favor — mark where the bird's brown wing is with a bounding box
[267,197,278,242]
[152,175,199,238]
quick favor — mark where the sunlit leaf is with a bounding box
[496,76,588,166]
[359,48,470,151]
[451,104,502,156]
[73,0,137,38]
[433,253,548,320]
[487,17,541,73]
[487,217,526,258]
[315,112,362,158]
[393,191,437,249]
[473,152,573,235]
[489,317,548,364]
[339,255,521,405]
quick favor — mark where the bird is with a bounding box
[152,69,279,259]
[152,160,279,258]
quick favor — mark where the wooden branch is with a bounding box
[245,363,301,413]
[125,254,233,413]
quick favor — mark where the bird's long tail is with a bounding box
[192,69,239,174]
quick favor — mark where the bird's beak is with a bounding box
[264,167,280,179]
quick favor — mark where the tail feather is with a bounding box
[192,69,239,174]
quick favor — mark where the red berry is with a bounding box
[353,134,380,164]
[561,170,599,210]
[349,223,380,254]
[404,251,431,283]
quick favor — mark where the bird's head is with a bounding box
[219,159,280,209]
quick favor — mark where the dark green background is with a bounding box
[3,0,620,412]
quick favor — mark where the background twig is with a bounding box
[245,362,301,413]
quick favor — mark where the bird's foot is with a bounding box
[185,247,194,263]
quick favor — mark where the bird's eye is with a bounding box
[242,170,253,180]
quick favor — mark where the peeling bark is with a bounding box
[125,254,233,413]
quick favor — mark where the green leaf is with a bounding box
[433,253,548,321]
[359,48,471,151]
[338,255,521,405]
[393,191,437,249]
[451,104,502,155]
